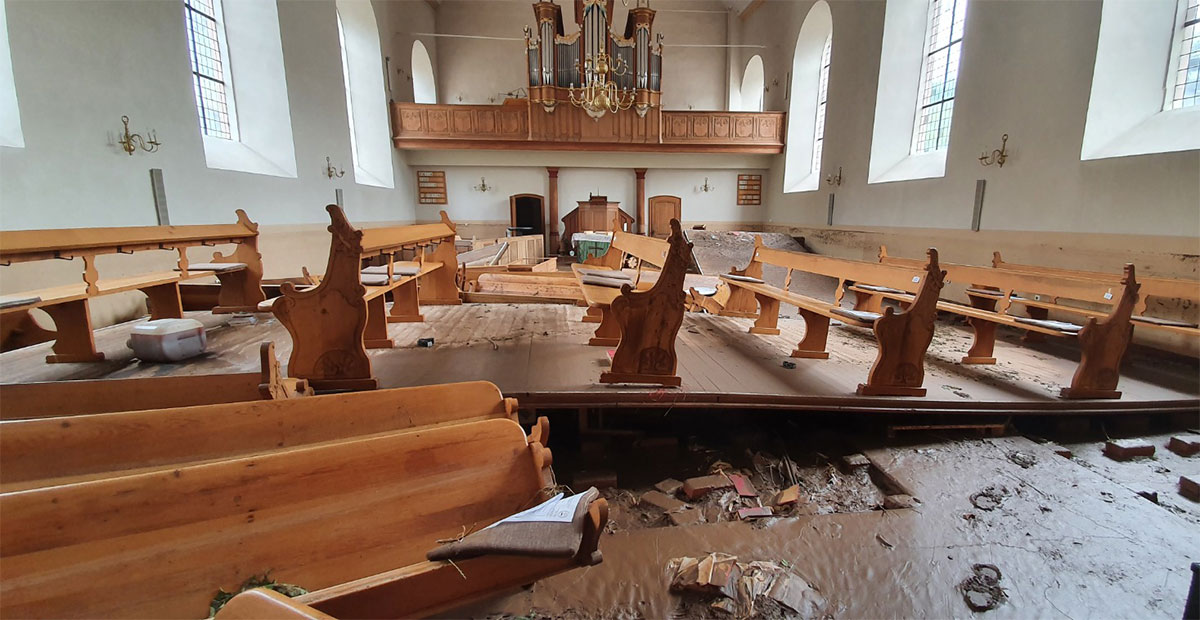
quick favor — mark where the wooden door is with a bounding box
[509,194,545,235]
[648,196,681,238]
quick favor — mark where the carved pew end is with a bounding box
[961,356,998,365]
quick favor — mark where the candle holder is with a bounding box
[117,116,161,156]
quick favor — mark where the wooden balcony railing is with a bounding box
[390,101,784,154]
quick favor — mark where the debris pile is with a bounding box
[667,552,827,619]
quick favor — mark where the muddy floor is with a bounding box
[440,419,1200,619]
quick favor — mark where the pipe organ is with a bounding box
[526,0,662,117]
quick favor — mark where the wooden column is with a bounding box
[634,168,647,234]
[547,167,560,254]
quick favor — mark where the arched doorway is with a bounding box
[411,40,436,104]
[509,193,545,236]
[648,195,681,238]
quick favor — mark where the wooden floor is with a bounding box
[2,304,1196,414]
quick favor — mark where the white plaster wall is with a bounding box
[735,0,1198,237]
[0,0,416,233]
[382,0,437,104]
[433,0,729,109]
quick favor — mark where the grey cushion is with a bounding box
[175,262,246,273]
[1131,315,1198,329]
[362,264,421,276]
[723,273,765,284]
[831,308,882,323]
[361,273,405,286]
[1014,317,1083,333]
[0,295,40,310]
[855,284,905,294]
[577,267,632,280]
[581,274,629,289]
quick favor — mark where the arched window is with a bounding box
[0,0,22,148]
[912,0,968,154]
[183,0,238,140]
[738,55,764,112]
[182,0,297,177]
[782,1,832,193]
[1167,0,1199,110]
[412,40,436,104]
[336,0,394,188]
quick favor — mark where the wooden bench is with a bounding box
[265,205,459,391]
[0,210,266,363]
[570,217,672,346]
[599,219,692,386]
[719,238,946,396]
[990,251,1199,340]
[0,418,607,619]
[855,247,1141,399]
[0,380,521,490]
[0,341,309,420]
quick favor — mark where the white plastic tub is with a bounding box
[126,319,207,362]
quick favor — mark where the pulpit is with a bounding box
[561,195,634,251]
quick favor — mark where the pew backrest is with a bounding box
[991,251,1200,306]
[747,237,932,301]
[0,418,549,619]
[0,380,517,489]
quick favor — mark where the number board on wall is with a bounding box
[416,170,447,205]
[737,174,762,206]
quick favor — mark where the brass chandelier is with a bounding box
[568,52,635,119]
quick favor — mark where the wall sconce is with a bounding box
[472,177,493,192]
[979,134,1009,168]
[117,115,161,156]
[325,156,345,179]
[698,177,715,193]
[825,166,843,187]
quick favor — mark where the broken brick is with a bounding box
[774,485,800,506]
[1104,439,1155,461]
[668,508,703,526]
[1167,435,1200,457]
[640,490,687,513]
[682,474,734,500]
[1180,475,1200,502]
[840,453,871,471]
[737,506,773,519]
[729,474,758,498]
[654,478,684,496]
[574,470,618,489]
[883,494,918,510]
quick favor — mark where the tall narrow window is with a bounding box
[412,41,436,104]
[336,12,357,161]
[811,35,832,175]
[1168,0,1199,109]
[912,0,966,154]
[183,0,238,140]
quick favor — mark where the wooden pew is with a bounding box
[0,380,521,490]
[0,418,607,619]
[599,219,692,386]
[266,205,459,391]
[719,238,946,396]
[0,210,266,363]
[570,216,672,345]
[856,247,1141,399]
[0,341,309,420]
[990,251,1199,339]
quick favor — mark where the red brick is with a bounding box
[729,474,758,498]
[1103,439,1155,461]
[1180,475,1200,502]
[1167,436,1200,457]
[640,490,687,513]
[682,474,734,500]
[1047,443,1072,459]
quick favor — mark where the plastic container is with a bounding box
[126,318,207,362]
